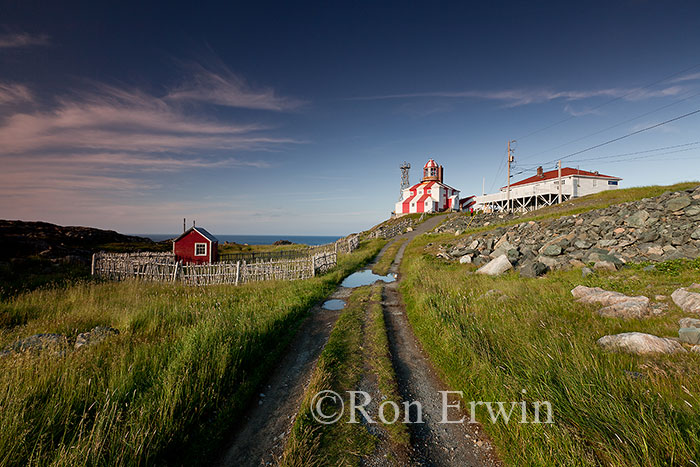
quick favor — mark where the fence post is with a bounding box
[91,253,96,276]
[172,261,179,282]
[311,255,316,277]
[235,260,241,286]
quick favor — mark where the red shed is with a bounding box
[173,226,219,264]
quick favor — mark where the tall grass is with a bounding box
[400,236,700,465]
[0,239,384,466]
[372,239,406,276]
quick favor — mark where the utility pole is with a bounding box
[506,140,515,213]
[557,160,562,204]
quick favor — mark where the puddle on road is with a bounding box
[322,299,346,310]
[341,269,397,288]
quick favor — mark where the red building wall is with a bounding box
[174,230,218,264]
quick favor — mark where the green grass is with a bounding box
[0,239,385,466]
[400,234,700,465]
[366,284,410,448]
[372,239,406,276]
[280,286,377,467]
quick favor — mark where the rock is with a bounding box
[692,345,700,354]
[593,260,617,271]
[626,210,650,227]
[519,261,549,278]
[582,267,593,277]
[671,288,700,314]
[454,230,462,236]
[655,295,667,301]
[459,255,472,264]
[679,317,700,328]
[75,326,119,349]
[476,255,512,276]
[679,327,700,345]
[542,244,562,256]
[1,333,68,357]
[571,285,651,318]
[691,228,700,240]
[506,248,520,263]
[468,240,479,249]
[596,332,686,355]
[666,196,691,212]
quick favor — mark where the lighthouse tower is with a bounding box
[394,158,462,215]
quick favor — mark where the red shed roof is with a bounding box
[505,167,621,189]
[174,226,219,243]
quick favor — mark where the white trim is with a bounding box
[195,243,207,256]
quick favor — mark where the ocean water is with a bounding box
[137,234,342,246]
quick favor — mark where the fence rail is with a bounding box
[91,234,356,286]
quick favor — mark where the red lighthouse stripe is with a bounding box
[414,181,435,213]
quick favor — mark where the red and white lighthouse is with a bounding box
[394,158,462,215]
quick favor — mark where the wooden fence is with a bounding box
[92,250,339,286]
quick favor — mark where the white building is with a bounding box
[395,159,468,215]
[474,166,622,213]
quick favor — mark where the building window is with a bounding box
[608,180,618,186]
[427,189,431,194]
[593,179,597,187]
[561,179,565,185]
[411,202,415,207]
[195,243,207,256]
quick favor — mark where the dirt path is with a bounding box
[381,216,500,466]
[216,239,398,467]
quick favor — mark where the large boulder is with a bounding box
[679,328,700,345]
[666,196,691,212]
[597,332,686,355]
[519,260,549,278]
[476,255,512,276]
[672,288,700,314]
[571,285,651,318]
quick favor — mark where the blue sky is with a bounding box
[1,1,700,235]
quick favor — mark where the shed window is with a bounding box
[608,180,618,185]
[195,243,207,256]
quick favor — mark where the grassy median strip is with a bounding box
[372,238,406,276]
[280,286,376,467]
[400,229,700,465]
[0,239,385,466]
[366,284,411,448]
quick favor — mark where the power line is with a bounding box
[515,61,700,141]
[518,88,700,162]
[537,107,700,167]
[565,141,700,164]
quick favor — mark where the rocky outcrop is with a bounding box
[596,332,686,355]
[0,333,68,357]
[435,186,700,274]
[75,326,120,349]
[571,285,651,318]
[0,220,160,262]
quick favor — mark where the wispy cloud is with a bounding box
[563,103,602,117]
[166,61,305,111]
[0,82,33,105]
[349,85,686,107]
[670,72,700,84]
[0,32,50,49]
[0,84,300,154]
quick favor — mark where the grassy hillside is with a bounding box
[400,183,700,465]
[0,239,384,466]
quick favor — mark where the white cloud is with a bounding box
[0,32,49,49]
[670,72,700,83]
[0,84,300,154]
[166,61,304,111]
[0,82,33,104]
[350,85,686,107]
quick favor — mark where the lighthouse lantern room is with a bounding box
[394,158,462,215]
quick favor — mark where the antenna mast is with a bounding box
[399,161,411,200]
